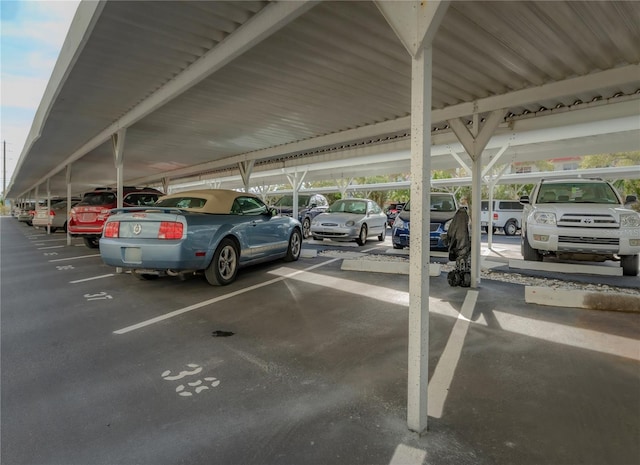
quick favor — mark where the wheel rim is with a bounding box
[302,220,310,238]
[291,232,301,257]
[218,245,237,279]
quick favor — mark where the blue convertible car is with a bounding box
[99,189,302,285]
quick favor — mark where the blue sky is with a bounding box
[1,0,79,191]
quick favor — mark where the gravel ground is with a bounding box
[318,249,640,297]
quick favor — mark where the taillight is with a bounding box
[70,208,77,219]
[493,213,498,220]
[158,222,183,239]
[49,210,55,217]
[104,222,120,238]
[98,208,111,220]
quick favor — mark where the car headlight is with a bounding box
[345,220,355,227]
[621,213,640,227]
[393,217,405,229]
[443,219,453,232]
[533,211,556,225]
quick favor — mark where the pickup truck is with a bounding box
[520,178,640,276]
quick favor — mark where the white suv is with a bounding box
[520,178,640,276]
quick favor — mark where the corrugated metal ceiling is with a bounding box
[7,0,640,198]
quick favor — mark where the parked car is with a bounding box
[520,178,640,276]
[16,202,37,225]
[480,199,524,235]
[69,187,163,248]
[272,193,329,239]
[385,202,406,228]
[391,193,458,251]
[99,189,302,285]
[32,199,81,232]
[310,198,387,246]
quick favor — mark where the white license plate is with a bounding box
[123,247,142,263]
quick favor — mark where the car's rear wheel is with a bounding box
[83,237,100,248]
[621,254,639,276]
[302,218,311,239]
[356,225,368,246]
[504,220,518,236]
[393,243,404,249]
[284,229,302,262]
[521,233,542,261]
[378,226,386,242]
[205,238,239,286]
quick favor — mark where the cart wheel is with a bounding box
[461,272,471,287]
[447,270,460,287]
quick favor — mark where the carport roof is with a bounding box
[7,0,640,199]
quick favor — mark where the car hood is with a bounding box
[533,204,637,217]
[397,210,456,223]
[314,212,364,223]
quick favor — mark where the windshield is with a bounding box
[537,182,620,204]
[328,199,368,214]
[431,194,456,212]
[78,192,116,206]
[274,195,310,207]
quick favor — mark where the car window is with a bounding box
[232,196,268,215]
[537,182,619,204]
[125,193,159,206]
[431,194,456,212]
[155,196,207,209]
[78,192,116,206]
[274,195,310,207]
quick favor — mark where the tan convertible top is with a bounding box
[155,189,258,214]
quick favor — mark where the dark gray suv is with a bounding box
[273,193,329,238]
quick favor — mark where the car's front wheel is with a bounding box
[284,229,302,262]
[521,233,542,261]
[302,218,311,239]
[205,238,239,286]
[621,254,639,276]
[356,225,368,246]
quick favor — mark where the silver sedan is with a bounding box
[310,198,387,246]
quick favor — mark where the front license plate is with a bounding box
[123,247,142,263]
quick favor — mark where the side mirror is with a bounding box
[624,195,637,204]
[269,207,278,216]
[519,195,530,205]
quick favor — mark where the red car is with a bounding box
[69,187,163,248]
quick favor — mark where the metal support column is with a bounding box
[112,129,127,209]
[239,160,255,193]
[66,165,72,246]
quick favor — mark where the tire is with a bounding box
[504,220,518,236]
[312,235,322,242]
[49,227,57,233]
[621,254,639,276]
[521,233,542,261]
[83,236,100,248]
[393,243,404,249]
[284,229,302,262]
[302,218,311,239]
[378,226,386,242]
[461,272,471,287]
[356,224,368,246]
[205,238,239,286]
[62,221,68,232]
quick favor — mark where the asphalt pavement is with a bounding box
[1,217,639,465]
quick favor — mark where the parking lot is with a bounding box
[2,216,639,465]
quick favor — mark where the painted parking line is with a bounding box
[70,274,115,284]
[37,245,65,250]
[428,290,478,419]
[113,258,341,335]
[48,254,101,262]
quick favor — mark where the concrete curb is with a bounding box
[341,259,441,276]
[510,259,622,276]
[525,286,640,312]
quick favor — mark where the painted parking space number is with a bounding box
[84,292,112,301]
[161,363,221,397]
